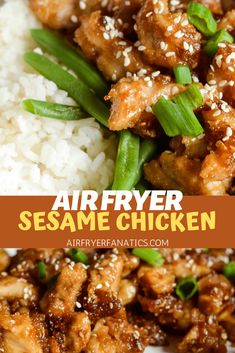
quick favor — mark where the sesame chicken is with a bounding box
[107,74,184,132]
[207,44,235,105]
[40,262,87,316]
[29,0,79,29]
[74,11,150,82]
[218,10,235,32]
[136,0,201,69]
[85,309,145,353]
[0,248,235,352]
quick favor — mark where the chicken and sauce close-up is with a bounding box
[0,248,235,353]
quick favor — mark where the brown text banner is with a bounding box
[0,196,234,248]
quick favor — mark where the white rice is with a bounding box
[0,0,116,194]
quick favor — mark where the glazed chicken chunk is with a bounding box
[107,74,184,133]
[136,0,201,69]
[74,11,150,82]
[29,0,79,29]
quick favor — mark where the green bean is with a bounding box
[133,139,157,187]
[22,99,88,120]
[112,130,140,190]
[31,29,109,98]
[24,52,109,127]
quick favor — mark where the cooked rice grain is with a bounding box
[0,0,116,194]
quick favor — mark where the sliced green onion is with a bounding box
[173,65,192,85]
[153,84,204,137]
[132,248,164,267]
[223,262,235,282]
[30,29,109,98]
[187,2,217,36]
[174,83,203,110]
[22,99,88,120]
[37,261,47,280]
[112,130,140,190]
[133,139,157,188]
[152,97,182,137]
[69,248,89,265]
[204,29,234,57]
[24,52,109,127]
[176,276,198,300]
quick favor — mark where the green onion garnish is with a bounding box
[174,83,203,111]
[173,65,192,85]
[152,84,204,137]
[223,262,235,282]
[187,2,217,37]
[176,276,198,300]
[152,97,182,137]
[69,248,89,265]
[204,29,234,57]
[37,261,47,280]
[22,99,88,121]
[132,248,164,267]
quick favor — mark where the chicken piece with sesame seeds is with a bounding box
[139,294,194,331]
[65,312,91,353]
[85,309,146,353]
[136,0,201,69]
[218,10,235,32]
[40,262,87,316]
[207,44,235,105]
[30,0,79,29]
[0,276,38,304]
[198,273,235,319]
[177,310,228,353]
[74,11,150,82]
[84,249,123,320]
[106,74,184,133]
[0,303,44,353]
[137,266,175,297]
[0,249,10,272]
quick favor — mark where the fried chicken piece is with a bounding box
[218,10,235,32]
[0,276,38,304]
[40,262,87,316]
[0,304,43,353]
[177,310,227,353]
[144,152,205,195]
[145,96,235,197]
[84,249,123,320]
[30,0,79,29]
[107,74,183,132]
[127,312,168,346]
[74,11,149,82]
[85,309,146,353]
[121,250,140,277]
[0,250,10,272]
[65,312,91,353]
[139,294,193,331]
[9,248,65,283]
[137,266,175,297]
[118,279,138,305]
[207,44,235,105]
[136,0,201,69]
[198,274,235,318]
[201,104,235,182]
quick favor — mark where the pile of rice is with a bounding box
[0,0,116,194]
